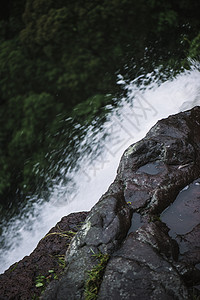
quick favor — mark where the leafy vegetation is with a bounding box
[0,0,200,216]
[85,251,110,300]
[35,269,58,291]
[33,255,66,297]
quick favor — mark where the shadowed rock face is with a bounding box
[1,107,200,299]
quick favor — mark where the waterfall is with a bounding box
[0,64,200,274]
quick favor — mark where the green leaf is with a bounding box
[35,282,44,288]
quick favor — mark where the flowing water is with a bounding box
[0,63,200,274]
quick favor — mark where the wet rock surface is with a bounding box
[1,106,200,299]
[160,177,200,296]
[98,223,188,300]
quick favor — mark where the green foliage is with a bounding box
[35,269,58,290]
[0,39,30,98]
[35,275,45,288]
[72,94,113,124]
[188,32,200,60]
[157,9,177,31]
[34,255,67,297]
[0,0,200,215]
[57,255,66,269]
[33,252,68,297]
[85,252,110,300]
[0,91,65,203]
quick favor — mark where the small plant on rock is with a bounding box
[35,269,58,290]
[57,254,66,269]
[85,251,110,300]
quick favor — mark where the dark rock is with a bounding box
[98,223,188,300]
[42,190,132,300]
[0,212,88,300]
[118,107,200,217]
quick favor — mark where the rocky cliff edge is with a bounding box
[1,107,200,300]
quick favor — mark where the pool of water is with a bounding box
[161,178,200,237]
[128,213,143,234]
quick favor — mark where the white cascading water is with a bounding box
[0,63,200,274]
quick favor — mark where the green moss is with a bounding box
[85,252,110,300]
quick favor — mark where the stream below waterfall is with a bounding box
[0,63,200,274]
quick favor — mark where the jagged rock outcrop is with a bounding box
[1,106,200,299]
[43,106,200,300]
